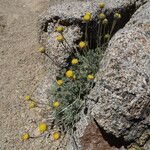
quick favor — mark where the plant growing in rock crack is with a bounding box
[22,2,122,147]
[50,5,122,133]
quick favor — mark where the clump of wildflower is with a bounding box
[99,13,106,20]
[99,2,105,9]
[38,47,45,53]
[53,132,60,140]
[83,13,91,22]
[87,74,94,80]
[71,58,78,65]
[79,41,86,49]
[56,80,63,86]
[29,101,37,109]
[66,70,74,78]
[114,13,121,20]
[56,26,64,33]
[56,35,64,42]
[53,101,60,108]
[38,123,48,133]
[22,133,30,141]
[102,18,108,25]
[25,95,31,101]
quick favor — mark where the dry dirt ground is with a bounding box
[0,0,80,149]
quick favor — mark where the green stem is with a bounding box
[97,21,101,48]
[61,42,70,53]
[44,52,62,68]
[99,21,103,47]
[85,22,89,51]
[109,20,117,37]
[103,24,106,38]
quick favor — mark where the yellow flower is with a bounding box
[56,35,64,42]
[38,47,45,53]
[99,2,105,9]
[56,80,63,86]
[102,18,108,25]
[29,101,37,109]
[22,133,30,141]
[25,95,31,101]
[56,26,64,33]
[53,101,60,108]
[85,12,92,17]
[79,41,86,49]
[66,70,74,78]
[114,13,121,19]
[71,58,78,65]
[53,132,60,140]
[38,123,48,133]
[99,13,106,20]
[83,14,91,21]
[87,74,94,80]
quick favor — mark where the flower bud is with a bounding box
[99,13,106,20]
[99,2,105,9]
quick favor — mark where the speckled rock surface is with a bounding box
[88,1,150,141]
[38,0,147,65]
[144,139,150,150]
[35,1,150,150]
[66,114,127,150]
[41,0,147,21]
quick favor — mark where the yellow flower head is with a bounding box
[22,133,30,141]
[38,123,48,133]
[66,70,74,78]
[87,74,94,80]
[56,26,64,33]
[56,80,63,86]
[83,14,91,22]
[79,41,86,49]
[104,34,110,39]
[99,13,106,20]
[71,58,79,65]
[114,13,121,19]
[56,35,64,42]
[38,47,45,53]
[53,132,60,140]
[25,95,31,101]
[53,101,60,108]
[99,2,105,9]
[85,12,92,17]
[102,18,108,25]
[29,101,37,109]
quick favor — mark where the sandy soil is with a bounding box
[0,0,74,149]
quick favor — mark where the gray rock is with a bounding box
[38,0,147,66]
[42,0,147,21]
[144,139,150,150]
[88,2,150,141]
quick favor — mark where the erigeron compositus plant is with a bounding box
[23,2,122,148]
[50,6,122,142]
